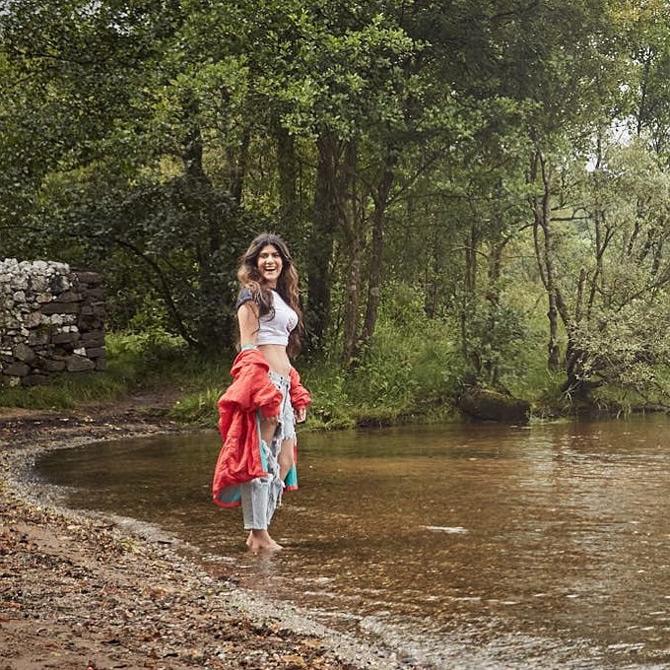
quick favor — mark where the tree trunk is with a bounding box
[305,133,339,350]
[424,214,440,318]
[461,223,479,369]
[275,121,299,239]
[182,123,232,350]
[530,150,562,372]
[341,142,361,366]
[228,126,250,207]
[483,238,504,387]
[358,154,395,353]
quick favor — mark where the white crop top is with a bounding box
[236,288,298,346]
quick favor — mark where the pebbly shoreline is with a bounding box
[0,403,419,670]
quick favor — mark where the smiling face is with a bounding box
[256,244,283,287]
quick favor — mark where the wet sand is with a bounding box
[0,402,414,670]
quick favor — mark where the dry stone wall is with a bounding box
[0,259,106,387]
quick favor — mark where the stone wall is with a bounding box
[0,259,106,387]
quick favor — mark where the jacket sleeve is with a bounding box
[219,354,282,416]
[250,370,283,418]
[289,367,311,409]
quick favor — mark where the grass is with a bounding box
[0,316,465,429]
[0,331,230,413]
[3,316,663,426]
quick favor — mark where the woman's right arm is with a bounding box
[238,302,259,349]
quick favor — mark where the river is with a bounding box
[35,416,670,669]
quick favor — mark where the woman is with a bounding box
[212,233,311,552]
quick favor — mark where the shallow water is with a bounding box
[36,417,670,668]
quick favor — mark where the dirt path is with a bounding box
[0,402,411,670]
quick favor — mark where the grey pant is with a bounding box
[240,435,283,530]
[240,371,294,530]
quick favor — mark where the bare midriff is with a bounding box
[258,344,292,378]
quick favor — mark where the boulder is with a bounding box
[4,362,30,377]
[28,330,50,346]
[52,331,80,345]
[65,355,95,372]
[81,332,104,347]
[42,302,79,315]
[44,359,66,372]
[48,274,70,293]
[24,312,42,328]
[55,290,82,303]
[459,386,531,424]
[12,343,36,364]
[74,271,102,285]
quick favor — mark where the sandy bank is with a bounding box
[0,402,416,670]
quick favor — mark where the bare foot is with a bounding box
[246,529,282,552]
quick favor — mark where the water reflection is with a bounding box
[36,416,670,668]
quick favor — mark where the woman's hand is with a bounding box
[295,406,307,423]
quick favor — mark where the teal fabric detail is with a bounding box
[284,465,298,489]
[218,486,241,504]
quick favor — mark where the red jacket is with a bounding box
[212,349,311,508]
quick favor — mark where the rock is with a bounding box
[65,355,95,372]
[49,274,70,293]
[12,344,36,364]
[31,276,49,292]
[86,347,105,359]
[52,332,80,345]
[4,362,30,377]
[10,276,28,291]
[55,290,82,303]
[28,331,50,347]
[24,312,43,328]
[23,374,48,386]
[74,271,102,285]
[78,316,103,331]
[85,287,106,300]
[0,375,21,387]
[44,358,66,372]
[42,302,79,315]
[458,386,531,424]
[81,332,104,347]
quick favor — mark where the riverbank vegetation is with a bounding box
[3,1,670,420]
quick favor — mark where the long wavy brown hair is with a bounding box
[236,233,304,357]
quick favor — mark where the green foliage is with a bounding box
[3,0,670,418]
[570,300,670,399]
